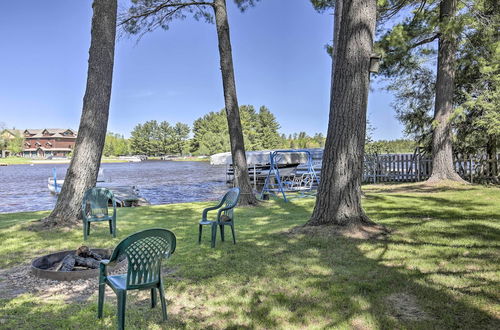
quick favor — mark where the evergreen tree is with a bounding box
[258,106,281,149]
[377,0,473,182]
[171,122,190,155]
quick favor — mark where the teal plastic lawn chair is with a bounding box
[82,187,116,240]
[97,228,176,330]
[198,187,240,248]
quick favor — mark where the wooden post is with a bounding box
[417,153,420,181]
[253,164,257,191]
[469,155,473,183]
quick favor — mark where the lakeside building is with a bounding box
[22,128,77,158]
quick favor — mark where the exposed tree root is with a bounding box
[291,219,390,240]
[427,172,468,184]
[28,215,80,232]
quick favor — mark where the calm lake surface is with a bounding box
[0,161,228,214]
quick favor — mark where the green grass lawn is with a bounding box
[0,156,32,165]
[0,183,499,329]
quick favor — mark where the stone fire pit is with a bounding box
[31,248,126,281]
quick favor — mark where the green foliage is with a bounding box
[130,120,190,156]
[191,110,229,155]
[365,139,417,154]
[281,132,325,150]
[453,0,500,156]
[121,0,260,36]
[172,122,191,155]
[190,105,284,155]
[103,132,130,157]
[257,106,282,149]
[310,0,334,12]
[0,123,6,151]
[377,0,499,155]
[6,132,23,154]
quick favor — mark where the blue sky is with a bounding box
[0,0,403,140]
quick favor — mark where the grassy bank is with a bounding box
[0,156,31,165]
[0,184,499,329]
[170,156,209,162]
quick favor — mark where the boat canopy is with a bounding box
[210,149,324,166]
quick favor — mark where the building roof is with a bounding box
[24,128,77,138]
[24,148,73,152]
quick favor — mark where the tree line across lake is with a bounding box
[103,105,417,157]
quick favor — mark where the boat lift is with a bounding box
[260,150,320,202]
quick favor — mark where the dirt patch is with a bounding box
[0,263,177,303]
[385,292,432,321]
[287,222,390,240]
[351,317,373,330]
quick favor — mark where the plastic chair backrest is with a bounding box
[109,228,176,290]
[83,187,114,217]
[221,188,240,219]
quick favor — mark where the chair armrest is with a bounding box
[217,205,234,220]
[99,260,110,277]
[202,200,225,219]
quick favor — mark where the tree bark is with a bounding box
[43,0,117,226]
[307,0,376,226]
[213,0,258,205]
[427,0,465,183]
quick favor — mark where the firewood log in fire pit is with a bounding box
[55,246,104,271]
[56,254,76,272]
[76,245,102,260]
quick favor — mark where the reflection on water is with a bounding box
[0,161,228,214]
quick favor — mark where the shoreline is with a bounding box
[0,156,210,165]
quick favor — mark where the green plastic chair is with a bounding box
[82,187,116,240]
[198,187,240,248]
[97,228,176,330]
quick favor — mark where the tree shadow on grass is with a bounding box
[363,182,478,194]
[2,194,499,328]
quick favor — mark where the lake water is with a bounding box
[0,161,228,214]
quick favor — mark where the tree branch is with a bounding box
[408,33,440,50]
[119,1,213,26]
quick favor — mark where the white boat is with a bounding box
[118,156,142,162]
[48,168,106,194]
[47,178,64,194]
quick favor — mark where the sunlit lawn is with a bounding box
[0,156,32,165]
[0,183,499,329]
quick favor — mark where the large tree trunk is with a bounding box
[213,0,258,206]
[307,0,376,226]
[43,0,117,226]
[427,0,465,183]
